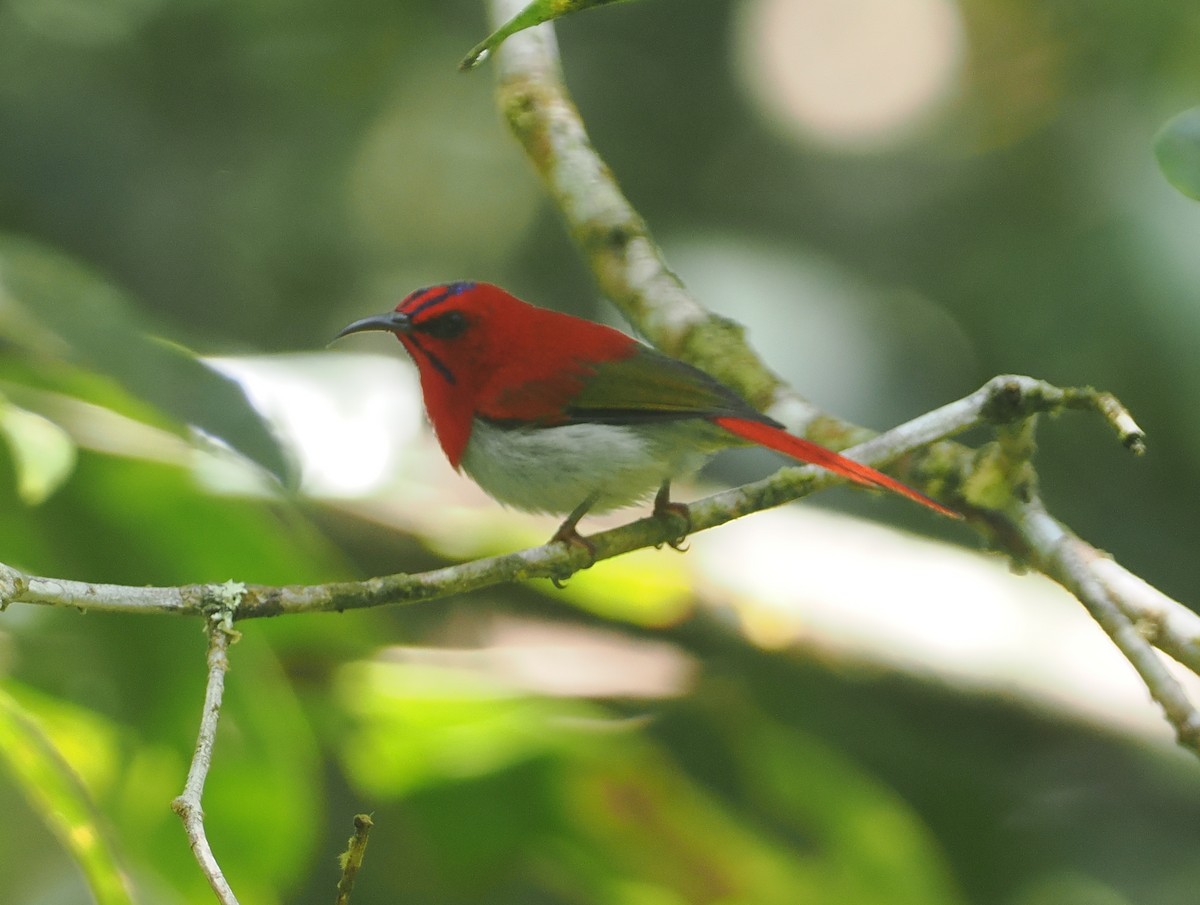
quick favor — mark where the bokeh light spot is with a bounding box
[734,0,966,150]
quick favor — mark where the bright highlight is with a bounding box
[734,0,966,149]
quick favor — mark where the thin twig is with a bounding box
[1013,502,1200,748]
[335,814,375,905]
[171,586,245,905]
[1090,558,1200,676]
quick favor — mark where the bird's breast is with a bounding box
[459,418,716,515]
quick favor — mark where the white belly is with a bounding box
[459,418,720,515]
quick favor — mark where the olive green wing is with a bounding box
[564,344,768,425]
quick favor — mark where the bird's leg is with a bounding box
[549,493,598,587]
[652,481,691,551]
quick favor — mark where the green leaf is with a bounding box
[743,722,963,905]
[0,685,136,905]
[0,450,343,587]
[460,0,638,70]
[0,236,291,483]
[335,657,593,797]
[0,396,78,504]
[1154,106,1200,201]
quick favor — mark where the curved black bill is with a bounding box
[333,310,412,341]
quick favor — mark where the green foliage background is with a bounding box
[2,1,1200,903]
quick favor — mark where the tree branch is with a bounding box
[3,6,1187,901]
[0,29,1194,899]
[335,814,375,905]
[487,0,829,434]
[479,0,1200,755]
[171,586,244,905]
[1010,503,1200,747]
[0,376,1173,616]
[2,388,955,618]
[3,374,1194,757]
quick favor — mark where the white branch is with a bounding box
[1013,503,1200,746]
[171,598,243,904]
[476,0,1200,756]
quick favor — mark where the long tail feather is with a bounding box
[714,416,960,519]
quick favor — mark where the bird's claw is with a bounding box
[653,499,692,552]
[549,523,597,588]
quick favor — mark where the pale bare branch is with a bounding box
[480,0,1200,755]
[171,587,244,905]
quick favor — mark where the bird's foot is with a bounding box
[652,483,691,552]
[549,521,597,588]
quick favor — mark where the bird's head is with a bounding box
[334,281,504,384]
[334,282,639,465]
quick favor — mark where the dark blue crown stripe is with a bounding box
[402,281,476,319]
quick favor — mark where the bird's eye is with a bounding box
[418,311,468,340]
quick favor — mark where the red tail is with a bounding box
[714,416,960,519]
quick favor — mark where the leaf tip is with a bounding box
[459,45,490,71]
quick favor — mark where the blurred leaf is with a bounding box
[424,513,697,627]
[0,681,126,801]
[460,0,637,69]
[6,609,329,902]
[744,722,963,905]
[561,747,827,904]
[336,658,594,797]
[0,396,77,503]
[550,709,966,905]
[3,626,323,904]
[0,448,345,589]
[552,549,695,626]
[0,684,136,905]
[0,344,179,432]
[0,237,291,483]
[333,654,962,903]
[1154,106,1200,200]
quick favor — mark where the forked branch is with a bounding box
[481,0,1200,754]
[170,587,244,905]
[0,7,1197,903]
